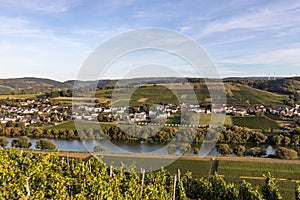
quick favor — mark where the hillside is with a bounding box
[0,77,72,94]
[251,77,300,95]
[225,82,288,107]
[0,77,297,107]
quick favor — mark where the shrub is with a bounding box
[0,136,8,147]
[217,144,232,156]
[276,147,297,159]
[93,145,106,152]
[11,136,31,148]
[233,145,246,156]
[35,139,56,150]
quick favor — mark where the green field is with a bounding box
[110,84,212,106]
[218,160,300,199]
[218,160,300,179]
[226,83,288,107]
[100,156,300,199]
[101,156,212,177]
[45,120,114,131]
[0,93,40,99]
[48,115,279,131]
[52,97,110,105]
[95,89,113,99]
[167,114,280,129]
[129,85,179,106]
[231,116,280,129]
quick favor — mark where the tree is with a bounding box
[276,147,297,159]
[282,136,291,146]
[272,135,284,145]
[0,136,8,147]
[11,136,31,148]
[217,144,232,156]
[167,143,177,154]
[247,147,265,157]
[35,139,56,150]
[233,145,246,157]
[177,143,191,154]
[93,145,106,152]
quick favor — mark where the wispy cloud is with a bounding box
[0,16,80,46]
[0,0,81,13]
[219,48,300,66]
[199,1,300,37]
[206,35,256,47]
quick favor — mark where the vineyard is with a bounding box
[230,116,280,129]
[1,149,300,199]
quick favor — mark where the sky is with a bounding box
[0,0,300,81]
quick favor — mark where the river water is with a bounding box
[6,138,277,156]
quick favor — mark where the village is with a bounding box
[1,97,300,127]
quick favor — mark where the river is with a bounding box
[6,137,277,156]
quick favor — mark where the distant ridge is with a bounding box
[0,77,71,93]
[0,76,299,97]
[223,77,286,81]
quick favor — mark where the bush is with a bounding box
[35,139,56,150]
[276,147,297,159]
[0,136,8,147]
[11,136,31,148]
[233,145,246,156]
[193,147,200,155]
[167,143,177,154]
[177,143,191,154]
[93,145,106,152]
[261,172,283,200]
[240,180,263,200]
[217,144,232,156]
[246,147,266,157]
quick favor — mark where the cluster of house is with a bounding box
[0,99,70,126]
[2,97,300,127]
[72,104,180,122]
[225,104,300,117]
[269,105,300,117]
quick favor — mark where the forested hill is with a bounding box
[250,77,300,95]
[0,78,115,94]
[0,77,71,93]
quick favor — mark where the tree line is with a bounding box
[1,124,300,146]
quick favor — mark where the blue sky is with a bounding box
[0,0,300,81]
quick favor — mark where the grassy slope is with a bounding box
[226,83,288,107]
